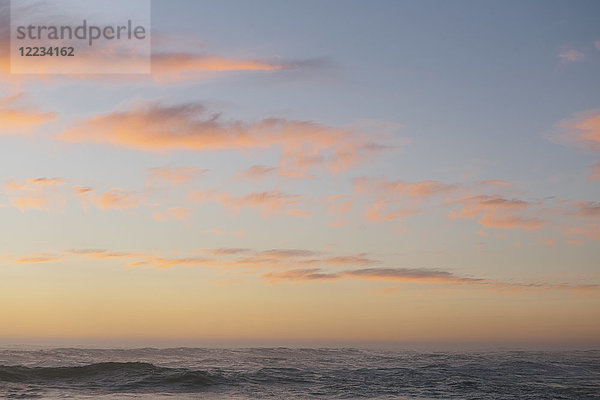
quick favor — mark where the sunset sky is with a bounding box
[0,0,599,347]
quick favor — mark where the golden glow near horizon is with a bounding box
[0,0,599,347]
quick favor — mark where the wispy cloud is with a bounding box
[555,110,600,152]
[589,162,600,182]
[4,178,65,211]
[564,201,600,218]
[262,266,598,295]
[14,253,62,264]
[8,246,597,295]
[129,256,215,270]
[59,101,394,174]
[236,165,278,180]
[558,49,585,63]
[563,225,600,241]
[364,200,417,223]
[191,189,306,217]
[324,195,354,226]
[96,189,142,210]
[153,207,191,221]
[0,93,56,135]
[67,249,140,259]
[448,195,544,230]
[150,52,290,82]
[354,177,458,199]
[74,186,142,211]
[146,167,208,186]
[206,248,251,256]
[353,176,455,224]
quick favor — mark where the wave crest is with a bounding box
[0,362,221,391]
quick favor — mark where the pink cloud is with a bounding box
[0,94,56,135]
[354,176,458,199]
[4,178,65,211]
[236,165,278,180]
[191,189,306,217]
[74,186,142,211]
[261,266,599,295]
[14,254,62,264]
[146,167,208,185]
[571,201,600,217]
[364,201,416,223]
[59,101,393,174]
[556,110,600,152]
[558,49,585,63]
[589,162,600,182]
[153,207,191,221]
[150,52,290,82]
[448,195,544,230]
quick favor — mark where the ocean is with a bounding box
[0,348,598,399]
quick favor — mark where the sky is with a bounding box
[0,0,599,348]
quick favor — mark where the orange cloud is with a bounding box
[206,248,251,256]
[147,167,208,185]
[59,101,392,174]
[354,177,458,199]
[262,266,599,295]
[353,177,456,224]
[234,249,320,268]
[236,165,278,180]
[448,195,544,230]
[263,268,342,283]
[73,186,142,211]
[564,225,600,241]
[589,162,600,182]
[540,238,556,247]
[191,189,305,217]
[97,189,141,210]
[0,93,56,135]
[323,253,376,266]
[558,49,585,63]
[153,207,191,221]
[365,201,417,223]
[68,249,140,259]
[262,267,480,285]
[129,256,215,270]
[571,201,600,218]
[151,52,289,82]
[557,110,600,152]
[14,254,62,264]
[323,195,354,226]
[4,178,65,211]
[11,246,597,295]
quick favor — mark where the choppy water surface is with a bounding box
[0,348,598,399]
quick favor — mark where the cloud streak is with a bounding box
[191,189,306,217]
[150,52,290,82]
[556,110,600,152]
[146,167,208,186]
[262,267,599,294]
[59,101,393,174]
[4,178,65,211]
[448,195,544,230]
[8,246,597,295]
[74,186,142,211]
[558,49,585,63]
[0,94,55,135]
